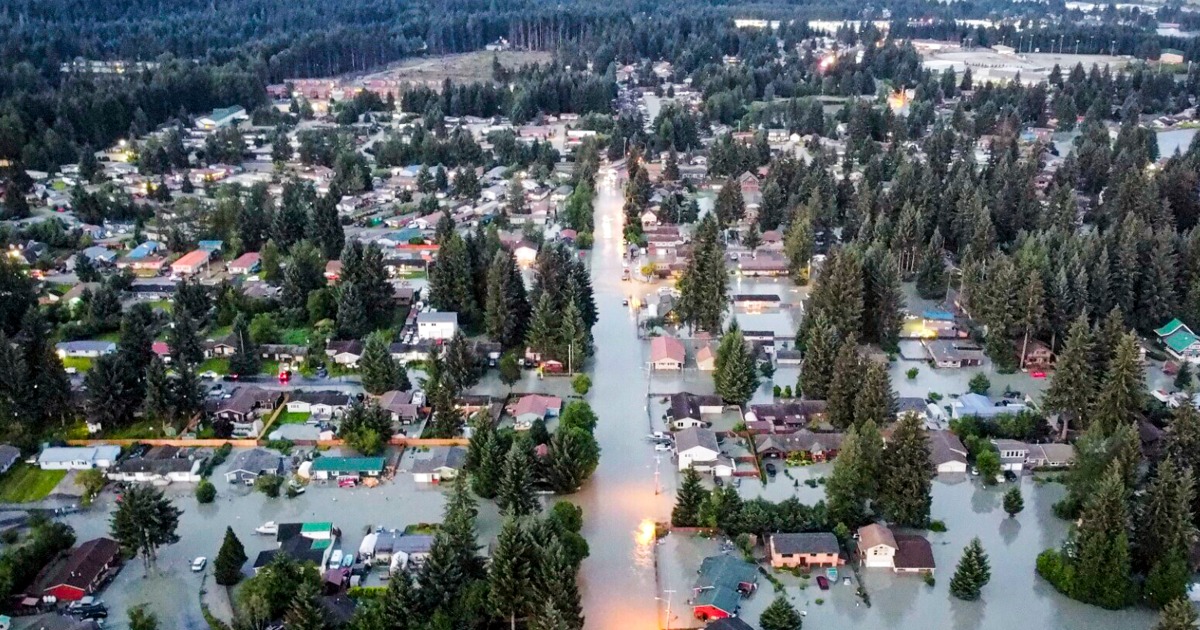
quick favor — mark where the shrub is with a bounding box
[929,520,947,532]
[195,479,216,504]
[783,385,793,398]
[255,474,283,498]
[1036,549,1075,596]
[923,572,936,587]
[929,391,943,402]
[773,385,782,398]
[906,367,919,380]
[968,373,991,395]
[571,373,592,396]
[815,598,825,605]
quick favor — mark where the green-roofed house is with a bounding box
[197,105,248,130]
[1155,318,1200,362]
[691,555,758,621]
[310,456,386,481]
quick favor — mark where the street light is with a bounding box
[656,590,677,630]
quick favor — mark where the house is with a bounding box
[732,294,781,311]
[108,446,204,483]
[417,312,459,341]
[925,339,985,368]
[696,346,716,371]
[992,439,1030,472]
[706,619,756,630]
[737,255,789,277]
[676,427,732,475]
[951,393,1028,420]
[37,446,121,470]
[170,249,212,276]
[755,431,844,462]
[197,106,248,129]
[0,445,19,475]
[38,538,121,601]
[326,340,364,366]
[223,448,285,485]
[1020,339,1054,370]
[357,531,437,572]
[55,340,116,359]
[768,532,843,568]
[650,336,686,370]
[287,391,352,418]
[1161,49,1185,64]
[857,524,936,573]
[411,446,467,483]
[508,394,563,430]
[691,555,758,621]
[209,387,282,426]
[1026,443,1076,468]
[746,401,828,432]
[378,390,421,424]
[929,430,969,474]
[310,456,386,481]
[1156,319,1200,363]
[668,392,723,429]
[227,252,261,275]
[254,522,337,571]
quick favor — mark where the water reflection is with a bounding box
[634,518,656,568]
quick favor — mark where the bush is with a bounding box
[783,385,793,398]
[929,391,943,402]
[255,474,283,498]
[572,373,592,396]
[773,385,782,398]
[923,572,936,587]
[968,373,991,395]
[196,479,216,504]
[928,519,947,532]
[906,367,919,380]
[1036,549,1075,596]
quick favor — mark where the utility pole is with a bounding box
[657,590,676,629]
[654,454,661,495]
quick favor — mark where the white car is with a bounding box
[654,443,673,452]
[200,371,219,380]
[191,557,207,572]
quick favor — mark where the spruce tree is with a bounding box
[498,441,540,517]
[1176,361,1194,392]
[1135,458,1195,577]
[759,595,804,630]
[537,538,584,629]
[713,325,757,406]
[467,416,504,499]
[379,571,418,628]
[335,281,369,339]
[825,339,862,430]
[142,358,172,422]
[854,360,895,428]
[714,179,745,227]
[1043,315,1096,439]
[214,526,247,586]
[525,292,560,362]
[428,384,464,438]
[825,424,870,527]
[309,193,344,260]
[1072,461,1135,609]
[743,222,762,253]
[228,313,260,377]
[863,248,903,351]
[671,467,708,527]
[1091,333,1145,436]
[675,215,728,334]
[545,426,600,493]
[784,207,815,285]
[360,331,406,395]
[168,307,204,367]
[915,228,948,299]
[949,538,992,601]
[444,330,480,391]
[880,413,933,527]
[558,298,592,372]
[663,148,680,182]
[489,517,537,630]
[429,232,479,326]
[798,313,837,399]
[485,250,530,349]
[1155,598,1200,630]
[1003,487,1024,518]
[284,580,327,630]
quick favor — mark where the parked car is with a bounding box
[764,463,777,477]
[200,371,219,380]
[191,557,207,572]
[653,443,673,452]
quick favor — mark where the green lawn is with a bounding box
[149,300,174,313]
[61,357,93,372]
[280,328,310,345]
[102,419,174,439]
[199,357,231,375]
[95,330,122,342]
[0,465,67,503]
[279,411,312,425]
[261,360,280,376]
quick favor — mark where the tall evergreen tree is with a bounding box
[360,331,407,395]
[759,595,804,630]
[1135,457,1196,596]
[228,313,260,377]
[429,232,479,326]
[949,538,992,601]
[1043,315,1096,439]
[915,228,948,299]
[714,179,745,227]
[485,250,531,349]
[671,467,708,527]
[467,415,505,499]
[444,330,480,391]
[825,424,872,527]
[1003,487,1025,517]
[1072,461,1135,609]
[855,361,896,427]
[798,313,837,399]
[863,248,903,351]
[498,441,540,517]
[825,338,861,430]
[1155,598,1200,630]
[168,307,204,367]
[880,413,932,527]
[214,526,248,586]
[675,215,728,334]
[1091,333,1145,436]
[283,581,327,630]
[558,298,592,372]
[713,325,757,405]
[784,207,814,285]
[525,292,560,362]
[335,281,369,339]
[309,193,345,260]
[489,517,537,630]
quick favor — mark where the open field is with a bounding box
[359,50,553,87]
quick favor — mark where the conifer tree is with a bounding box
[863,248,903,351]
[379,571,418,628]
[467,415,504,499]
[284,580,327,630]
[714,179,745,227]
[335,281,369,339]
[880,414,932,527]
[743,222,762,253]
[1136,458,1196,601]
[1091,333,1145,436]
[949,538,992,601]
[360,331,407,395]
[214,526,247,586]
[545,425,600,493]
[489,517,537,630]
[825,424,871,527]
[536,538,584,629]
[675,215,728,334]
[1043,315,1096,439]
[228,313,260,376]
[1003,487,1024,518]
[498,441,540,517]
[854,360,895,428]
[1072,461,1135,609]
[1157,598,1200,630]
[559,298,592,372]
[309,193,344,260]
[915,228,948,299]
[759,595,804,630]
[428,384,464,438]
[142,358,172,421]
[825,339,861,430]
[798,313,837,399]
[444,330,480,391]
[168,307,204,366]
[663,148,680,182]
[784,207,815,285]
[429,232,479,325]
[525,292,560,362]
[671,467,708,527]
[713,325,757,406]
[485,250,530,349]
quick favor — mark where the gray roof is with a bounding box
[225,448,283,475]
[292,390,351,406]
[675,427,719,454]
[411,446,466,473]
[0,444,20,466]
[771,532,840,556]
[55,340,116,353]
[417,311,458,324]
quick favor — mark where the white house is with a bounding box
[37,446,121,470]
[286,391,351,418]
[858,524,897,568]
[412,447,466,483]
[676,427,730,476]
[993,439,1030,473]
[417,312,459,341]
[55,340,116,358]
[108,457,204,484]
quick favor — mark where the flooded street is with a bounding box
[571,173,674,629]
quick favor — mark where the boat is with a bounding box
[341,553,354,568]
[826,567,838,580]
[255,521,278,535]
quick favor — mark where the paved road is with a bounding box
[571,168,669,629]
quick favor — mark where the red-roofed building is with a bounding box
[171,249,211,276]
[227,252,261,275]
[650,336,686,370]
